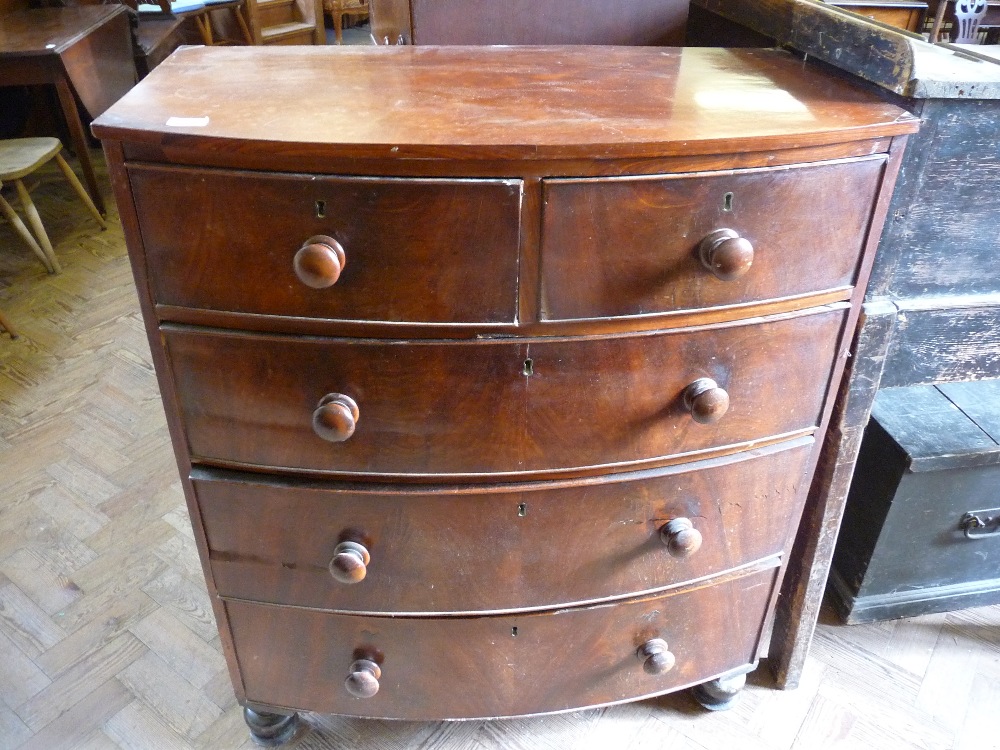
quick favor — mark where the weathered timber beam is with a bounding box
[691,0,1000,98]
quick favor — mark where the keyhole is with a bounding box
[511,627,518,637]
[522,359,534,376]
[723,192,734,212]
[315,200,326,218]
[517,503,527,517]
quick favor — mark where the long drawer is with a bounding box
[541,157,884,320]
[226,565,778,720]
[164,306,847,477]
[129,166,523,324]
[198,438,812,613]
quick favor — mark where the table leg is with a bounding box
[54,76,106,216]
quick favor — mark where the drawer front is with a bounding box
[226,566,777,720]
[129,166,522,323]
[540,157,884,320]
[164,307,846,477]
[199,438,813,613]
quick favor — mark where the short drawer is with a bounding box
[163,306,846,477]
[226,565,777,720]
[129,166,522,323]
[198,438,812,613]
[540,157,884,320]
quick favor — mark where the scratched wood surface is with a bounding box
[1,153,999,750]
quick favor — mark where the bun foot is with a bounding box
[691,672,747,711]
[243,707,301,747]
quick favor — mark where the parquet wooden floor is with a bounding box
[0,152,998,750]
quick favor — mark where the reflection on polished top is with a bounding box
[92,45,919,159]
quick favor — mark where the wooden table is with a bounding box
[0,6,136,215]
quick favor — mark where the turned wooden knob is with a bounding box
[699,229,754,281]
[683,378,730,424]
[329,540,370,584]
[312,393,360,442]
[293,234,346,289]
[660,518,703,558]
[345,658,381,698]
[637,638,676,675]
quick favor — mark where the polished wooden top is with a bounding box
[0,6,125,57]
[92,45,917,159]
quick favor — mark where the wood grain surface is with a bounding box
[90,46,918,161]
[129,166,522,324]
[225,565,779,720]
[868,98,1000,299]
[541,157,885,320]
[161,308,847,478]
[196,438,814,614]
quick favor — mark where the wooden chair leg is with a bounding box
[334,12,343,43]
[54,152,108,230]
[195,13,215,45]
[0,191,56,274]
[14,179,62,274]
[0,307,18,339]
[234,5,254,44]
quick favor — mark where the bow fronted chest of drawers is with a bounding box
[93,45,917,744]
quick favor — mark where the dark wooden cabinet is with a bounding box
[831,381,1000,621]
[93,45,916,743]
[688,0,1000,687]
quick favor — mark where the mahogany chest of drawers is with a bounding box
[93,45,917,744]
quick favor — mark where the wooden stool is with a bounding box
[0,138,107,275]
[0,307,16,339]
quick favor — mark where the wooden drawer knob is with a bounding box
[699,229,754,281]
[660,518,703,558]
[345,658,381,698]
[312,393,360,442]
[293,234,346,289]
[329,540,370,584]
[683,378,730,424]
[637,638,676,675]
